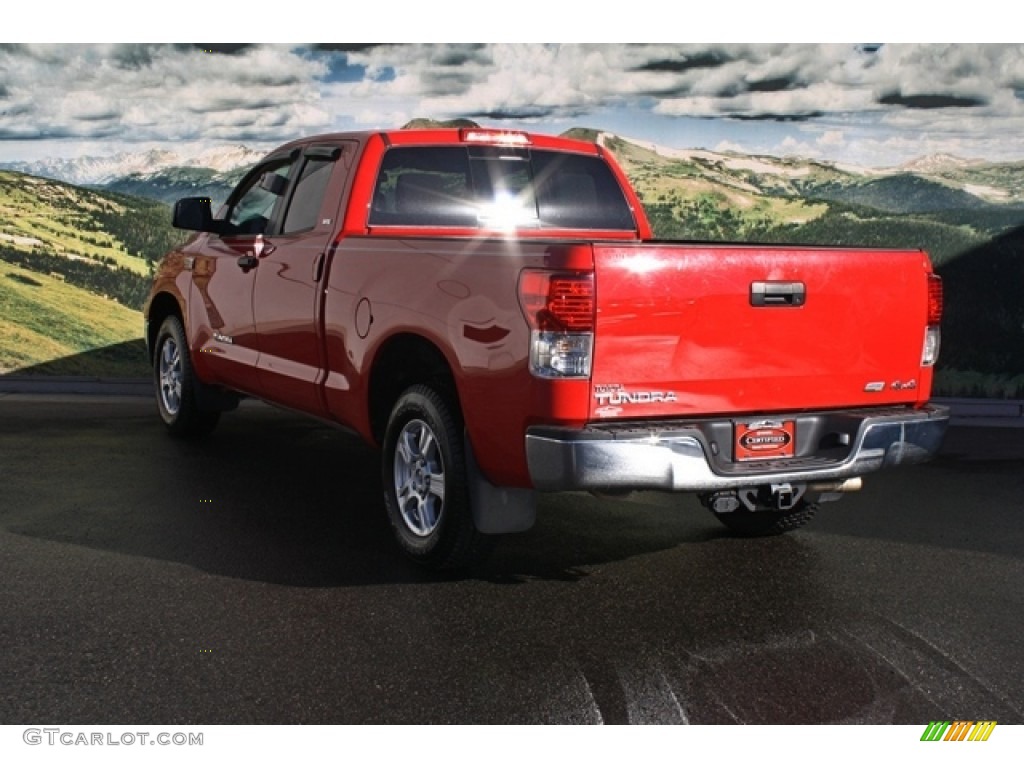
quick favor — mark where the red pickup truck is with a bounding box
[145,127,949,568]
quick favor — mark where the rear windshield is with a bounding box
[368,146,635,231]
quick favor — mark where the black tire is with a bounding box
[153,315,220,438]
[713,500,817,537]
[382,384,493,569]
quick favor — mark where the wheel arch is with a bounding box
[367,333,460,444]
[146,291,185,363]
[369,333,537,539]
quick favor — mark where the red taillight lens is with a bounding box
[519,270,595,378]
[927,274,943,325]
[518,271,595,332]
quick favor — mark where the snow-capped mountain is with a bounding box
[191,146,267,175]
[899,153,982,174]
[1,145,265,186]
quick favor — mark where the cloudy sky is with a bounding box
[3,43,1024,167]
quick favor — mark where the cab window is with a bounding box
[367,146,634,230]
[281,157,335,234]
[227,159,294,235]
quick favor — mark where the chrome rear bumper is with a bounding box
[526,404,949,492]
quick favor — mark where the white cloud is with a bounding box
[0,45,329,144]
[817,130,845,147]
[3,43,1024,164]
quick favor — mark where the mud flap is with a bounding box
[192,378,240,412]
[464,435,536,534]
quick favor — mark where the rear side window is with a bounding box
[282,157,334,234]
[368,146,634,230]
[532,151,636,230]
[370,147,475,227]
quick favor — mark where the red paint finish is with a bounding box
[321,237,596,487]
[590,244,936,420]
[185,232,261,390]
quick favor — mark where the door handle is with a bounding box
[237,255,258,271]
[750,281,805,307]
[253,235,274,258]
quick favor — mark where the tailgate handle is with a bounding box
[751,281,805,307]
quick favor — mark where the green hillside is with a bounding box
[0,170,183,273]
[103,166,245,208]
[605,132,1024,268]
[0,171,181,376]
[0,259,147,376]
[802,174,990,214]
[0,171,185,312]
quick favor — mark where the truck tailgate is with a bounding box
[590,243,935,420]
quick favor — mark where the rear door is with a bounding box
[590,243,934,420]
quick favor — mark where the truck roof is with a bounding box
[267,128,604,156]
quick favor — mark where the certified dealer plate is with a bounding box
[735,419,796,461]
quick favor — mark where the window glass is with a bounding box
[370,148,474,227]
[368,146,634,231]
[227,159,293,235]
[531,151,635,230]
[282,157,334,234]
[469,146,538,228]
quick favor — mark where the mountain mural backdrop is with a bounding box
[1,127,1022,395]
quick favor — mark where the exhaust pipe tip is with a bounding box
[808,477,863,494]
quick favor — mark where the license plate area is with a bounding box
[734,419,796,461]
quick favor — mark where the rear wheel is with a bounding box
[382,384,493,569]
[153,315,219,438]
[713,500,817,537]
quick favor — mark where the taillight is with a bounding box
[520,273,595,332]
[518,270,594,378]
[922,273,942,366]
[927,273,943,325]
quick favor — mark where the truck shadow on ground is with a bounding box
[2,400,734,588]
[4,397,1023,589]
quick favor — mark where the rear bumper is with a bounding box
[525,404,949,492]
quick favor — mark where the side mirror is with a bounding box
[172,197,218,232]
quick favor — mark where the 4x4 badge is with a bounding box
[864,379,917,392]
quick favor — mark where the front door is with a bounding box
[188,155,295,393]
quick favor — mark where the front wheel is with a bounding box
[153,315,219,438]
[382,384,493,569]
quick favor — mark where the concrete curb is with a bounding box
[0,376,151,397]
[933,398,1024,428]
